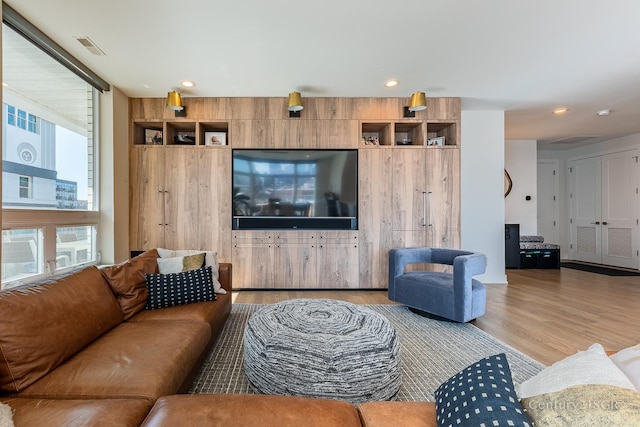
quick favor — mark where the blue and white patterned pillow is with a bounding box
[434,353,532,427]
[145,266,216,310]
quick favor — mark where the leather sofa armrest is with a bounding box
[219,263,232,292]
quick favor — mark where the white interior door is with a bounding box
[570,150,639,268]
[570,157,602,263]
[601,150,639,268]
[537,161,559,245]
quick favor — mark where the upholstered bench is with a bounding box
[243,299,401,404]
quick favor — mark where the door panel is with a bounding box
[570,157,602,263]
[425,149,459,248]
[391,148,427,247]
[537,161,559,245]
[601,151,638,268]
[163,148,201,249]
[129,147,165,250]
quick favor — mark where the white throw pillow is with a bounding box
[611,344,640,391]
[157,253,205,274]
[0,402,14,427]
[157,248,226,294]
[517,343,636,398]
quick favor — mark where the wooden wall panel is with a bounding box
[273,120,314,148]
[315,120,359,148]
[198,149,232,261]
[129,97,461,121]
[358,149,394,288]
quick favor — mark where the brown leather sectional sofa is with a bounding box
[0,250,438,426]
[0,250,233,426]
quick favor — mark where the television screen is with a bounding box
[232,149,358,230]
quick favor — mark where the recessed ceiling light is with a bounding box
[180,80,196,88]
[384,80,399,88]
[553,107,569,114]
[597,109,611,116]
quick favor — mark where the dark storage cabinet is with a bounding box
[505,224,520,269]
[520,249,560,269]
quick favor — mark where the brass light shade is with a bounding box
[408,91,427,112]
[166,91,184,111]
[287,91,304,112]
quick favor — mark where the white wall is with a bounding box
[505,140,538,235]
[98,87,130,264]
[461,111,507,284]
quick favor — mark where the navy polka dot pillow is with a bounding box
[434,353,532,427]
[145,266,216,310]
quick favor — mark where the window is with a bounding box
[2,24,95,212]
[16,108,26,129]
[18,176,31,199]
[7,105,15,125]
[1,229,44,288]
[28,113,37,133]
[56,226,96,269]
[2,19,101,288]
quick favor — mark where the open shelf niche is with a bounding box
[199,122,229,147]
[426,122,457,147]
[166,122,196,146]
[132,121,164,146]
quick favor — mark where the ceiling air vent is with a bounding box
[74,36,105,56]
[548,135,600,144]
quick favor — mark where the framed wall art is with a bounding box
[145,129,163,145]
[205,131,226,146]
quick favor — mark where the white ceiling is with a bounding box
[6,0,640,149]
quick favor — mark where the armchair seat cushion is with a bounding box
[396,272,484,295]
[398,271,455,290]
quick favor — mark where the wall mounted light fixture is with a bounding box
[287,91,303,118]
[404,91,427,117]
[166,90,186,117]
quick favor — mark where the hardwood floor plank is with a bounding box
[232,267,640,365]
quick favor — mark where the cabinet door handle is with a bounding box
[590,221,600,225]
[422,191,427,227]
[427,191,433,227]
[602,221,608,225]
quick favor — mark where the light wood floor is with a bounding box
[232,267,640,365]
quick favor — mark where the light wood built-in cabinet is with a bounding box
[129,96,460,289]
[231,231,359,289]
[129,146,232,261]
[391,148,459,249]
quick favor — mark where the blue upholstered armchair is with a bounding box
[388,247,487,323]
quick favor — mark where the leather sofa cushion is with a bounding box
[358,401,438,427]
[141,394,363,427]
[1,397,153,427]
[0,266,123,392]
[101,249,159,319]
[128,292,232,337]
[18,320,210,400]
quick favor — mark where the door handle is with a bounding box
[422,191,427,227]
[590,221,600,225]
[602,221,608,225]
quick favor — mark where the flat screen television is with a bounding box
[232,149,358,230]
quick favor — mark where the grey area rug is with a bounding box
[190,303,545,402]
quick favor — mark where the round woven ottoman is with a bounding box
[243,298,401,404]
